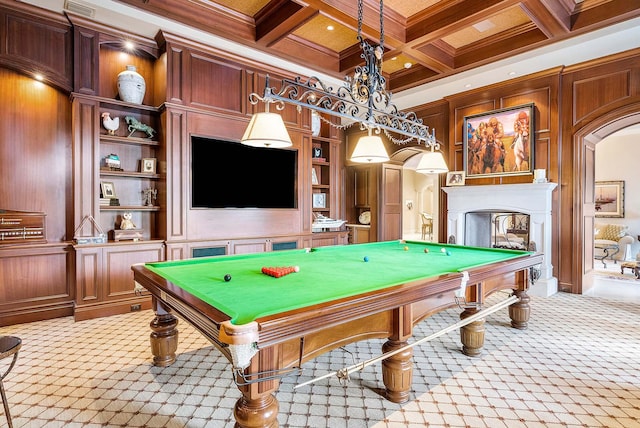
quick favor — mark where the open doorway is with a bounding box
[576,108,640,294]
[588,124,640,299]
[401,152,440,242]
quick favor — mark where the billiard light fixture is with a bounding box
[350,128,389,163]
[415,145,449,174]
[241,0,447,172]
[240,100,292,148]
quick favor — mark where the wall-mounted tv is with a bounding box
[191,136,298,209]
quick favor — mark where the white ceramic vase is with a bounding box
[311,110,321,136]
[117,65,146,104]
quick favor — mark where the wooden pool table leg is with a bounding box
[460,307,485,357]
[509,289,530,329]
[233,347,280,428]
[382,339,413,403]
[382,306,413,403]
[149,299,179,367]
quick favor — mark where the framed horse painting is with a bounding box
[463,103,535,179]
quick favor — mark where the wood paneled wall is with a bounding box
[2,0,640,326]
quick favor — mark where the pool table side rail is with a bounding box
[132,251,543,351]
[254,252,543,347]
[133,262,467,350]
[132,265,234,351]
[252,272,468,348]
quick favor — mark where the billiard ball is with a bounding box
[363,256,369,262]
[224,274,232,282]
[445,250,451,256]
[424,248,429,253]
[404,246,409,251]
[293,266,300,272]
[440,248,446,253]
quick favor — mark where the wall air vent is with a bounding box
[63,0,95,18]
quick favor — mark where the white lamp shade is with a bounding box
[350,135,389,163]
[241,112,293,148]
[416,151,448,174]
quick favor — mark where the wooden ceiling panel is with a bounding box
[113,0,640,90]
[441,6,532,49]
[292,14,357,53]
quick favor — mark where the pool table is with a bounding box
[132,240,543,428]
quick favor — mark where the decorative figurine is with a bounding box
[142,188,157,207]
[101,112,120,135]
[104,154,122,171]
[119,212,136,230]
[125,116,156,138]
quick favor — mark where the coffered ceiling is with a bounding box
[111,0,640,92]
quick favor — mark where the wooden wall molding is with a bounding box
[0,0,73,92]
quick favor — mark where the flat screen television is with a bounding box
[191,136,298,209]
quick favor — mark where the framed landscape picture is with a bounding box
[463,103,534,179]
[595,181,624,218]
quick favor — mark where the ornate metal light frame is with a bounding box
[246,0,439,150]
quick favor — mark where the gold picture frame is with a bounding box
[142,158,157,174]
[464,103,534,179]
[595,181,624,218]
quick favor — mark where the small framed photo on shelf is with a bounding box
[312,147,323,158]
[141,158,157,173]
[311,168,319,185]
[446,171,465,186]
[100,181,117,199]
[312,193,326,208]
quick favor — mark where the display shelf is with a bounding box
[100,205,160,211]
[100,170,159,179]
[100,134,159,147]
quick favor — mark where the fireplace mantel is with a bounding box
[443,182,558,296]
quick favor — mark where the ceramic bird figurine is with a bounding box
[101,112,120,135]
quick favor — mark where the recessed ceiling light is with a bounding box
[326,25,334,31]
[124,41,135,50]
[473,20,495,33]
[34,73,44,81]
[404,62,412,69]
[391,57,397,61]
[508,71,517,76]
[464,83,472,88]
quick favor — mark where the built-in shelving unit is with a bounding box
[311,112,343,227]
[70,23,165,321]
[97,97,162,234]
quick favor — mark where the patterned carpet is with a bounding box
[1,291,639,427]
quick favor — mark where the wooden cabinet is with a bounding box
[345,165,379,242]
[74,241,164,321]
[347,224,371,244]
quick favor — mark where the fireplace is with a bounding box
[443,183,558,297]
[465,211,530,250]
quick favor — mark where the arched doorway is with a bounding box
[574,105,640,294]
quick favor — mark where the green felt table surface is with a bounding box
[145,241,529,325]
